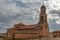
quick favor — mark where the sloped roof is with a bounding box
[8,23,37,30]
[19,24,37,29]
[53,30,60,33]
[14,23,25,26]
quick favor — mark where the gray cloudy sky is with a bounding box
[0,0,60,33]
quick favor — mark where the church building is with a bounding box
[4,3,49,40]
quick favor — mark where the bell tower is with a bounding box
[40,5,47,23]
[38,0,49,38]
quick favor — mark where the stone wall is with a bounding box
[24,38,60,40]
[4,38,60,40]
[35,38,60,40]
[14,38,60,40]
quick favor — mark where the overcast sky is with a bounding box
[0,0,60,33]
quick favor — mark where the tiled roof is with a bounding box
[8,23,37,30]
[53,30,60,32]
[14,23,37,29]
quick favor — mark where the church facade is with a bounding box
[4,4,49,40]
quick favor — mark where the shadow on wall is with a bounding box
[0,36,4,40]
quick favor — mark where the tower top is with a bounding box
[41,0,46,9]
[41,5,46,9]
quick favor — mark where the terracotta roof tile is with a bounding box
[53,30,60,32]
[8,23,37,30]
[14,23,37,29]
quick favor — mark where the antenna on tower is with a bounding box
[42,0,44,5]
[41,0,46,8]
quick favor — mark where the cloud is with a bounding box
[0,0,41,33]
[16,0,41,3]
[0,0,60,33]
[48,0,60,10]
[56,19,60,24]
